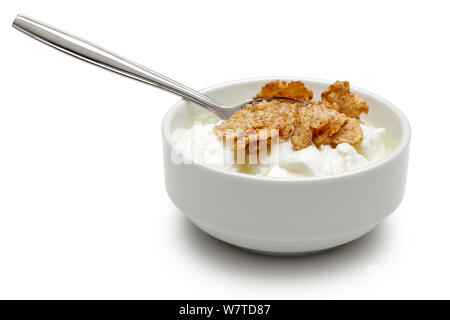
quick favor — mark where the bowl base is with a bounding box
[238,246,332,256]
[189,218,377,255]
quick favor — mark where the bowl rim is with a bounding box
[161,76,411,183]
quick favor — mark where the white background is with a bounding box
[0,0,448,299]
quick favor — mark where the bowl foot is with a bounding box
[189,218,377,256]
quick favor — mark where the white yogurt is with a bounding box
[171,121,389,177]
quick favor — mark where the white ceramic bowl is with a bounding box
[162,77,411,254]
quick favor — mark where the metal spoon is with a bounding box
[12,14,308,119]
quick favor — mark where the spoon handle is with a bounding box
[12,15,224,113]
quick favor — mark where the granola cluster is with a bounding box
[254,80,314,103]
[214,80,368,151]
[321,81,369,119]
[213,99,299,151]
